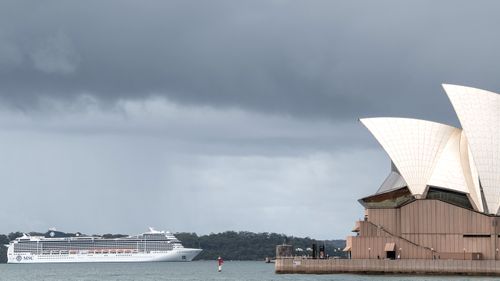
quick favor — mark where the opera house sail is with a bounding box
[346,84,500,261]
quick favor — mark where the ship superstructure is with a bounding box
[6,227,202,263]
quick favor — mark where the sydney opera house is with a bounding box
[345,84,500,261]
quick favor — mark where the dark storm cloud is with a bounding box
[1,0,500,122]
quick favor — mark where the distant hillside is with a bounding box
[176,231,346,261]
[0,231,345,263]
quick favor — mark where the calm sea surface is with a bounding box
[0,261,497,281]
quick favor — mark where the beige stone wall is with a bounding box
[349,199,500,260]
[351,236,431,259]
[366,208,401,235]
[275,258,500,275]
[400,200,491,235]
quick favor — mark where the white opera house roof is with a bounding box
[361,84,500,215]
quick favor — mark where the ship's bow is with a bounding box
[183,248,202,261]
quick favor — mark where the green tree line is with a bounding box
[0,232,24,263]
[176,231,346,260]
[0,231,345,263]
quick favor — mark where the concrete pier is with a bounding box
[275,258,500,275]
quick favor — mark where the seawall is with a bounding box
[275,258,500,275]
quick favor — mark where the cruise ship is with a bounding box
[6,228,202,263]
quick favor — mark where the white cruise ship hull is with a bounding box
[8,248,202,264]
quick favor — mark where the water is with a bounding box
[0,261,497,281]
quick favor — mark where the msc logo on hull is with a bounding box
[15,255,33,262]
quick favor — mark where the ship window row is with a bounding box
[15,242,174,245]
[16,240,174,244]
[17,239,172,243]
[15,240,172,246]
[14,242,174,253]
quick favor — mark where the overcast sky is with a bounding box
[1,0,500,239]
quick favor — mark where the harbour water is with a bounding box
[0,261,499,281]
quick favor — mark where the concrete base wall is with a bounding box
[275,258,500,275]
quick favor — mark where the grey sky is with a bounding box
[0,0,499,239]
